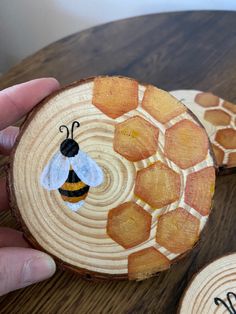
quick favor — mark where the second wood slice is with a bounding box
[9,76,215,280]
[170,90,236,173]
[179,253,236,314]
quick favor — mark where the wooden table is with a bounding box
[1,11,236,314]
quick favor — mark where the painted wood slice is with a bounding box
[9,76,216,281]
[179,253,236,314]
[170,90,236,173]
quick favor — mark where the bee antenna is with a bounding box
[59,125,69,139]
[71,121,80,139]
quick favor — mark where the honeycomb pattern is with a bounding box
[170,89,236,170]
[134,161,180,208]
[156,208,200,254]
[101,82,216,279]
[107,202,152,249]
[164,119,208,169]
[114,116,159,162]
[91,78,215,279]
[196,95,236,168]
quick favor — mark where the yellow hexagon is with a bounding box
[195,92,219,107]
[107,202,152,249]
[114,116,159,162]
[128,247,170,280]
[92,76,138,119]
[156,208,200,254]
[185,167,215,216]
[204,109,231,126]
[142,85,186,123]
[134,161,180,208]
[164,119,208,169]
[215,128,236,149]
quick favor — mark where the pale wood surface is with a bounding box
[0,10,236,314]
[179,253,236,313]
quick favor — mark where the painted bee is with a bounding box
[40,121,103,211]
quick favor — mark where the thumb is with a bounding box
[0,247,56,296]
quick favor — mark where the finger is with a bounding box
[0,247,56,296]
[0,177,9,211]
[0,78,60,130]
[0,126,19,155]
[0,228,30,248]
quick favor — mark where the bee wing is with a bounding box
[40,152,70,190]
[71,150,103,187]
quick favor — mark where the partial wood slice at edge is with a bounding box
[8,76,216,281]
[178,253,236,314]
[170,89,236,175]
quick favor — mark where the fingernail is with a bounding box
[22,255,56,284]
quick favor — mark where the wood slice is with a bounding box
[9,76,216,281]
[179,253,236,314]
[170,90,236,174]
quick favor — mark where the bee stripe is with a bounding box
[59,186,90,197]
[60,181,86,191]
[66,170,81,183]
[61,195,88,203]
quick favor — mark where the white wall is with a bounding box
[0,0,236,74]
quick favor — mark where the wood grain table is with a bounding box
[1,11,236,314]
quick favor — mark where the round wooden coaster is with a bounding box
[170,90,236,174]
[179,253,236,314]
[9,76,215,281]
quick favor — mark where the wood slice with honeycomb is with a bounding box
[170,90,236,174]
[9,76,216,281]
[178,253,236,314]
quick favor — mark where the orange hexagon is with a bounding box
[134,161,180,208]
[107,202,152,249]
[142,85,186,123]
[204,109,231,126]
[164,119,208,169]
[195,92,219,107]
[128,247,170,280]
[113,116,159,162]
[215,128,236,149]
[156,208,200,254]
[92,76,138,119]
[212,144,224,165]
[228,152,236,168]
[185,167,215,216]
[223,101,236,114]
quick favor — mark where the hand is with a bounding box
[0,78,60,296]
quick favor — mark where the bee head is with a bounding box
[59,121,80,157]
